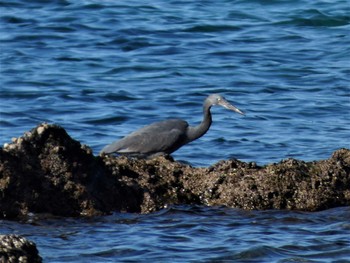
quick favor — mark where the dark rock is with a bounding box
[0,234,42,263]
[0,123,135,219]
[102,155,200,213]
[0,123,349,220]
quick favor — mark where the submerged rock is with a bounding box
[0,234,42,263]
[0,123,349,220]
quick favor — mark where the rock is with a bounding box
[103,149,350,212]
[0,234,42,263]
[0,123,137,219]
[102,155,200,213]
[184,150,350,211]
[0,123,349,220]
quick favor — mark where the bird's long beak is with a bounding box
[219,98,245,115]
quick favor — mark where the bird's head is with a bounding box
[208,94,244,115]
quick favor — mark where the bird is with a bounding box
[100,94,244,158]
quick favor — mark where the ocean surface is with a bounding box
[1,0,349,262]
[1,206,349,263]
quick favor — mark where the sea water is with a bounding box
[0,0,349,261]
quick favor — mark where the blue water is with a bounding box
[1,0,350,261]
[0,206,349,262]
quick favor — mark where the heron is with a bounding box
[100,94,244,158]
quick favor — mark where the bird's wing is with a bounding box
[101,119,188,155]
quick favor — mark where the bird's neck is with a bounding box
[186,104,212,142]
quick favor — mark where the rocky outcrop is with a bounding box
[0,123,136,219]
[103,148,350,212]
[1,123,349,220]
[0,234,42,263]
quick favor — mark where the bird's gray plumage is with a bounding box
[101,119,189,155]
[101,94,244,157]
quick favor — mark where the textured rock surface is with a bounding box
[0,234,42,263]
[1,123,349,220]
[103,148,350,212]
[0,123,143,219]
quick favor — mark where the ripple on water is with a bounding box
[1,206,349,262]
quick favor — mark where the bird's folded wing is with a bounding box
[102,128,184,154]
